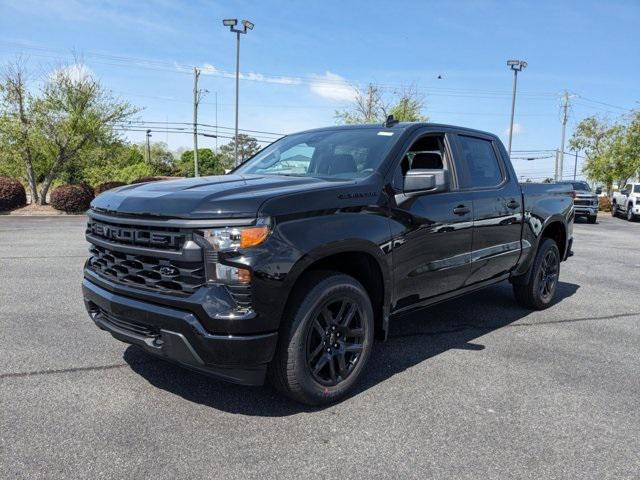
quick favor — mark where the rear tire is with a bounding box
[268,271,374,406]
[513,238,560,310]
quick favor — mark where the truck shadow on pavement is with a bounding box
[123,280,579,416]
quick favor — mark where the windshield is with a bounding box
[564,181,591,191]
[235,128,399,179]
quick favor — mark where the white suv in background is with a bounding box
[612,183,640,221]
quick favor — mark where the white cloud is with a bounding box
[504,123,523,136]
[50,63,95,83]
[194,63,300,85]
[309,71,356,102]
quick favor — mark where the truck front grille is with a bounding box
[86,219,187,250]
[89,244,205,295]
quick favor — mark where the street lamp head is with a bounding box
[223,18,238,27]
[242,19,254,30]
[507,59,527,71]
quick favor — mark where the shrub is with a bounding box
[130,176,178,184]
[95,181,126,195]
[0,176,27,211]
[598,196,612,212]
[50,184,94,213]
[78,182,95,199]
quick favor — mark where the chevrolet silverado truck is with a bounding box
[557,180,598,223]
[83,121,574,405]
[611,182,640,221]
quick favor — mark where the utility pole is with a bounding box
[573,150,578,180]
[554,149,560,182]
[215,91,218,154]
[558,90,571,182]
[145,129,152,164]
[506,60,527,156]
[193,67,201,177]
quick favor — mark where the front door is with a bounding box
[388,131,474,312]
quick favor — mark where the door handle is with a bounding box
[507,200,520,209]
[453,205,470,215]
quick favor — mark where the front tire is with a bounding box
[611,203,618,217]
[268,271,374,405]
[513,238,560,310]
[588,214,597,224]
[627,205,635,221]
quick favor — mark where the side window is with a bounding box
[625,184,632,193]
[394,135,446,188]
[457,135,504,188]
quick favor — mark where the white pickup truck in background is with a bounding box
[612,183,640,221]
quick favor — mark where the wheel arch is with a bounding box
[283,242,392,340]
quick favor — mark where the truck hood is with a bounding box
[91,174,353,219]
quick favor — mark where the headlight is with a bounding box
[199,219,271,285]
[202,219,270,252]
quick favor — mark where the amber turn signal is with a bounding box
[240,226,269,248]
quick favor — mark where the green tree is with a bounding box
[220,134,260,167]
[1,60,139,204]
[570,115,638,194]
[177,148,225,177]
[388,86,428,122]
[335,83,428,124]
[0,61,42,201]
[132,142,176,176]
[335,84,387,124]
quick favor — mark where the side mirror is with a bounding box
[404,169,448,195]
[621,189,629,195]
[595,187,602,195]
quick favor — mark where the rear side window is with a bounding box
[457,135,504,188]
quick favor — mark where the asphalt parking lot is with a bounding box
[1,214,639,479]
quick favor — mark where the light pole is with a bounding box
[145,129,152,163]
[506,59,527,157]
[223,18,254,167]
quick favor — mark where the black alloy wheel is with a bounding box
[512,238,561,310]
[268,271,374,405]
[537,248,559,303]
[305,298,365,386]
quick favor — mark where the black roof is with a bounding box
[294,122,498,139]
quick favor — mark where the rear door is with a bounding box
[453,133,523,285]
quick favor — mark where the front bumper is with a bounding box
[83,279,278,385]
[574,206,597,216]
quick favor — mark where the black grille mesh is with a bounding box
[89,244,205,295]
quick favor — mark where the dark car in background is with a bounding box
[558,180,598,223]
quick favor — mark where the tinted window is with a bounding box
[235,129,399,179]
[457,135,503,188]
[634,185,640,193]
[560,181,590,191]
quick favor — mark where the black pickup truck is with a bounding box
[83,122,574,405]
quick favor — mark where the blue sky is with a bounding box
[1,0,638,180]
